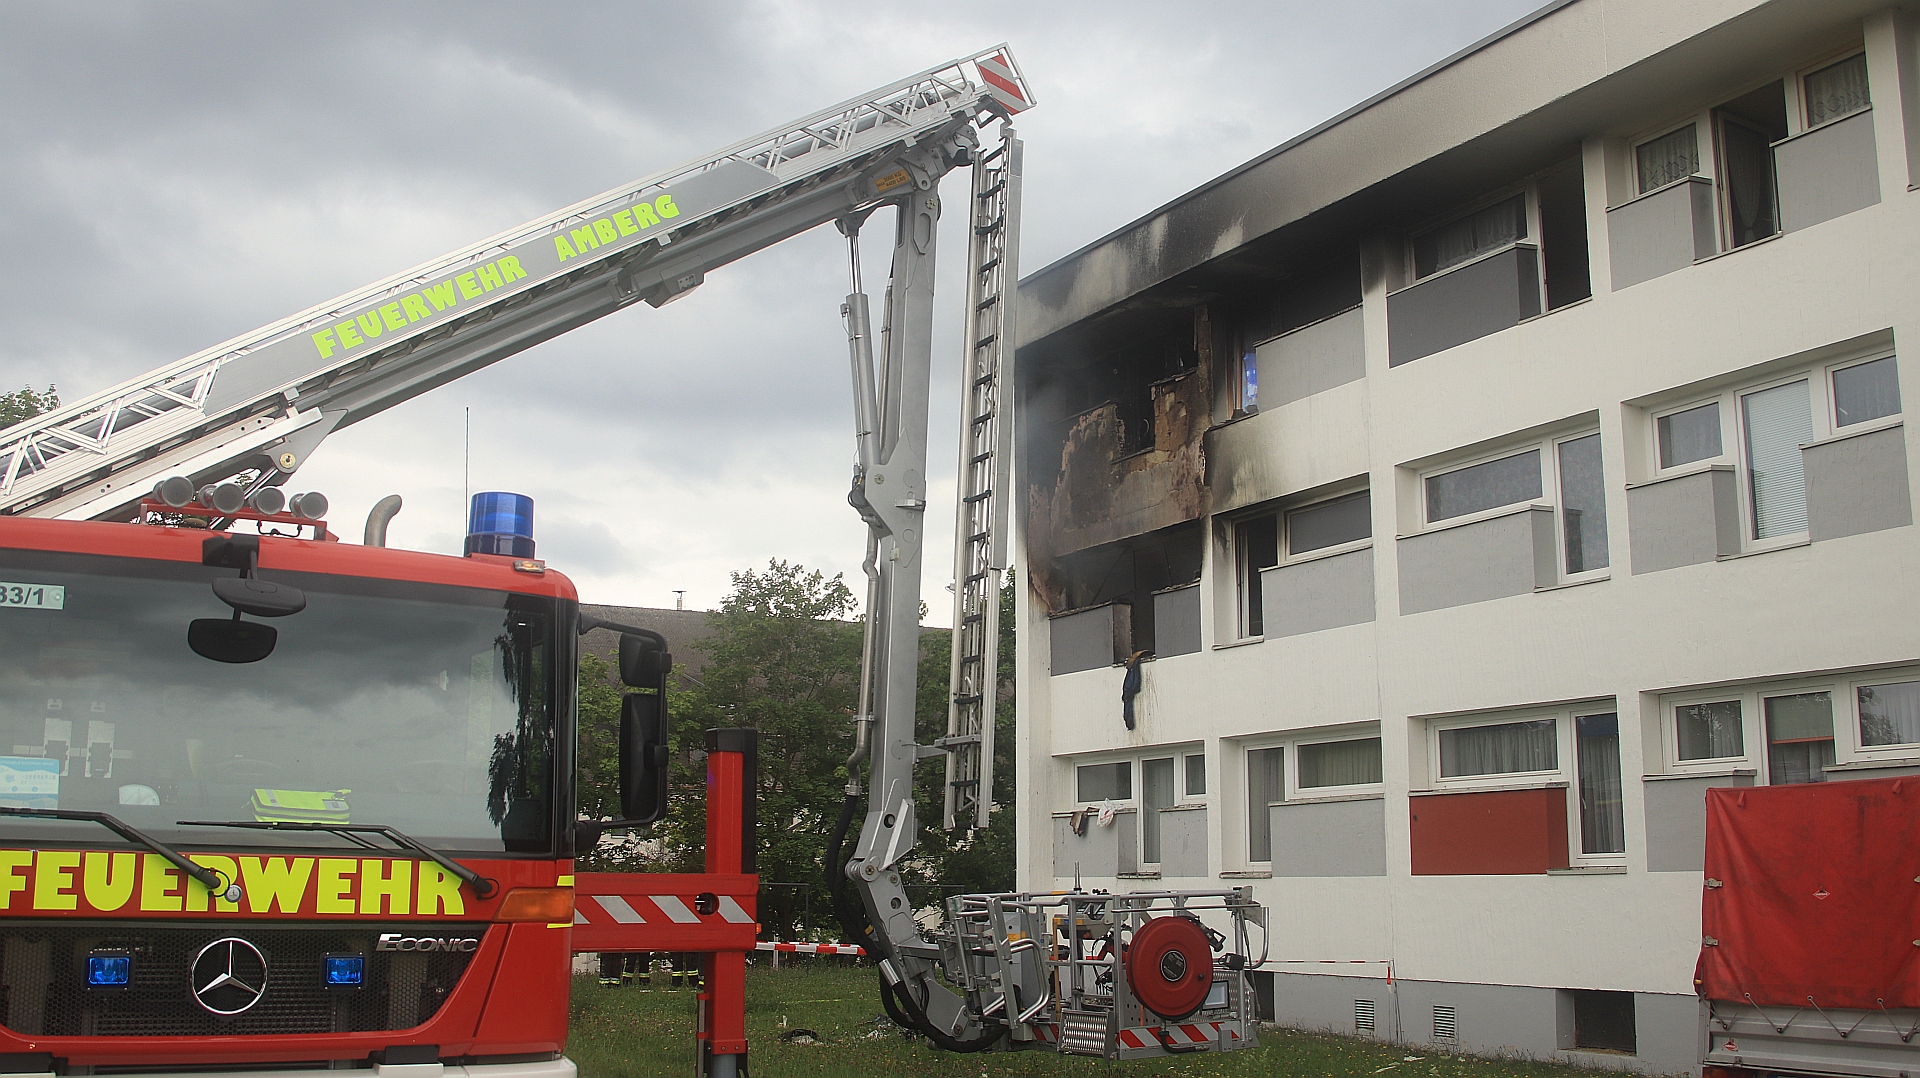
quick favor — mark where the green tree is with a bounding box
[0,385,58,428]
[657,560,864,939]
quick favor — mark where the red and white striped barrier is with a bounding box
[755,941,866,957]
[1117,1022,1240,1050]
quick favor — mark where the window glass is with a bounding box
[1141,757,1175,864]
[1076,761,1131,802]
[1239,351,1259,413]
[1288,492,1371,555]
[1858,681,1920,747]
[1413,195,1526,277]
[1185,753,1207,796]
[1658,403,1723,469]
[1719,116,1778,247]
[1426,450,1542,523]
[1805,53,1870,127]
[1832,357,1901,427]
[1676,700,1745,760]
[1765,692,1834,785]
[1438,718,1557,778]
[1235,516,1279,637]
[1298,738,1383,789]
[1637,126,1699,192]
[1557,434,1609,574]
[1246,747,1284,861]
[1575,714,1625,855]
[1742,379,1812,538]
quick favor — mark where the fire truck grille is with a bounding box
[0,922,489,1038]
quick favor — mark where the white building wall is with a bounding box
[1014,3,1920,1072]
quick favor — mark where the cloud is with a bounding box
[0,0,1547,616]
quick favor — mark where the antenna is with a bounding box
[463,407,471,530]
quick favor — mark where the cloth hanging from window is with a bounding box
[1120,650,1148,730]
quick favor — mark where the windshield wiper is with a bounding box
[175,820,497,898]
[0,806,240,901]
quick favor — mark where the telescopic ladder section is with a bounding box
[943,125,1022,832]
[0,47,1025,522]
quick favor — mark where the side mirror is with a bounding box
[619,692,670,825]
[618,634,672,688]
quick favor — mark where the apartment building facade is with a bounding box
[1010,1,1920,1072]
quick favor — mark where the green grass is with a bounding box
[567,965,1619,1077]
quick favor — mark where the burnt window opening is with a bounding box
[1049,522,1203,656]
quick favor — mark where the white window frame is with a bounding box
[1416,429,1610,583]
[1233,725,1380,869]
[1425,706,1624,866]
[1645,347,1901,550]
[1290,732,1386,798]
[1658,669,1920,782]
[1069,745,1206,872]
[1794,47,1871,133]
[1225,486,1372,642]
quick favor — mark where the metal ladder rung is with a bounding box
[976,178,1007,200]
[975,333,997,348]
[971,452,991,464]
[974,216,1005,235]
[971,411,994,426]
[978,256,1002,273]
[976,293,1000,311]
[963,489,992,503]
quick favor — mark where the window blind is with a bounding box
[1438,718,1557,778]
[1742,379,1812,538]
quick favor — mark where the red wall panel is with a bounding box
[1409,786,1570,874]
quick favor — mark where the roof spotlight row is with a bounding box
[150,476,328,520]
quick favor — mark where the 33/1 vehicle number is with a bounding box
[0,582,64,610]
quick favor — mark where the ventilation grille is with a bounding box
[1432,1003,1458,1042]
[1354,998,1376,1033]
[1,921,486,1038]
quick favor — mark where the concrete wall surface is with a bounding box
[1397,507,1554,615]
[1607,178,1716,291]
[1643,772,1755,872]
[1626,467,1741,573]
[1159,804,1209,877]
[1270,796,1387,876]
[1777,109,1882,233]
[1386,247,1541,367]
[1262,547,1376,637]
[1804,423,1911,542]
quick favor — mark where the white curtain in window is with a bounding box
[1439,718,1557,778]
[1298,738,1383,789]
[1806,53,1870,127]
[1743,380,1812,538]
[1858,681,1920,746]
[1247,747,1283,861]
[1637,126,1699,192]
[1414,195,1526,276]
[1576,714,1625,855]
[1141,757,1175,863]
[1676,700,1745,760]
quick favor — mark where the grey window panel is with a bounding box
[1832,357,1901,427]
[1386,246,1541,367]
[1185,753,1207,796]
[1289,491,1371,554]
[1152,583,1202,657]
[1261,547,1376,637]
[1426,450,1541,522]
[1051,807,1138,878]
[1398,506,1556,615]
[1049,602,1130,675]
[1645,772,1755,871]
[1626,467,1741,573]
[1776,109,1881,233]
[1557,435,1609,574]
[1804,424,1912,542]
[1268,797,1386,876]
[1657,402,1723,469]
[1606,177,1716,290]
[1158,806,1208,877]
[1742,379,1813,539]
[1255,306,1366,408]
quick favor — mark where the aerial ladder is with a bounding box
[0,47,1265,1058]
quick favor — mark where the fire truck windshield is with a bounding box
[0,547,564,856]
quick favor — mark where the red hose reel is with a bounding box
[1124,916,1214,1020]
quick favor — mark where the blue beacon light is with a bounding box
[87,953,131,987]
[465,492,535,558]
[324,955,365,987]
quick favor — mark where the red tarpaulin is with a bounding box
[1696,777,1920,1009]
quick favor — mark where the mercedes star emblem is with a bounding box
[191,937,268,1015]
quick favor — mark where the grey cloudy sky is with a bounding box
[0,0,1542,616]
